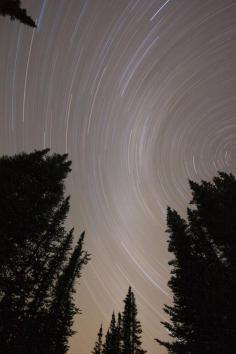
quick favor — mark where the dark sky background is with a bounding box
[1,1,236,353]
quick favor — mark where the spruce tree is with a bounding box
[115,312,122,354]
[102,311,123,354]
[38,232,90,354]
[156,172,236,353]
[122,287,146,354]
[188,172,236,352]
[156,208,204,353]
[0,0,36,27]
[0,149,89,353]
[92,289,145,354]
[103,312,117,354]
[103,329,111,354]
[92,324,103,354]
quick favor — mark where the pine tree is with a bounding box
[92,289,145,354]
[0,149,89,353]
[102,311,123,354]
[188,172,236,353]
[103,312,117,354]
[103,329,111,354]
[38,232,90,354]
[156,172,236,353]
[122,287,146,354]
[21,228,75,354]
[92,324,103,354]
[156,208,204,353]
[115,312,122,354]
[0,0,36,27]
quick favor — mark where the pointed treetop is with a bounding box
[92,324,103,354]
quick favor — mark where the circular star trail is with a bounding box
[0,1,236,353]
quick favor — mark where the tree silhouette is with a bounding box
[103,312,118,354]
[0,0,36,27]
[0,149,89,353]
[115,312,122,353]
[92,287,146,354]
[122,287,146,354]
[92,325,103,354]
[39,232,90,354]
[156,172,236,354]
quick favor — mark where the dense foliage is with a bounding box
[156,172,236,354]
[0,149,89,354]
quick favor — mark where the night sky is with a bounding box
[1,1,236,353]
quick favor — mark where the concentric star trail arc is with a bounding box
[0,1,236,353]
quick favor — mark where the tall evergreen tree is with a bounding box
[156,208,204,353]
[0,149,89,353]
[103,329,111,354]
[115,312,122,354]
[92,324,103,354]
[156,172,236,354]
[0,0,36,27]
[188,172,236,353]
[36,232,90,354]
[103,312,117,354]
[101,311,123,354]
[122,287,146,354]
[92,289,145,354]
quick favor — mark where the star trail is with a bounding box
[0,1,236,353]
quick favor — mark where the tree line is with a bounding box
[0,149,235,353]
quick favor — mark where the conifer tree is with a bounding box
[39,232,90,354]
[103,312,117,354]
[156,208,203,353]
[92,324,103,354]
[122,287,146,354]
[92,289,145,354]
[156,172,236,354]
[115,312,122,354]
[0,149,89,353]
[0,0,36,27]
[188,172,236,353]
[103,329,111,354]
